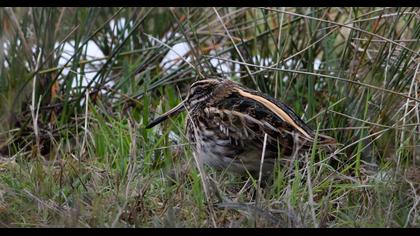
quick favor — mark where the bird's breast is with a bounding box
[184,109,272,173]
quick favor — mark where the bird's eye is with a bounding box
[193,87,204,95]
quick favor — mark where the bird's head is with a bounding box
[145,79,222,129]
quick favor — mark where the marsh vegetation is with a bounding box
[0,7,419,227]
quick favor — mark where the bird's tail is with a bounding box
[316,133,339,153]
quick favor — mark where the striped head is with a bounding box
[185,79,222,108]
[145,79,223,129]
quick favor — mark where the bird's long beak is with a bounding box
[145,99,187,129]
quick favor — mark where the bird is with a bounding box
[146,78,336,177]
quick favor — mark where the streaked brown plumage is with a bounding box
[146,78,336,176]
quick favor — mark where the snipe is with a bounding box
[146,78,336,176]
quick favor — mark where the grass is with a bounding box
[0,7,419,227]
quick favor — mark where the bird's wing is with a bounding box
[214,89,337,151]
[203,94,312,157]
[232,88,336,147]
